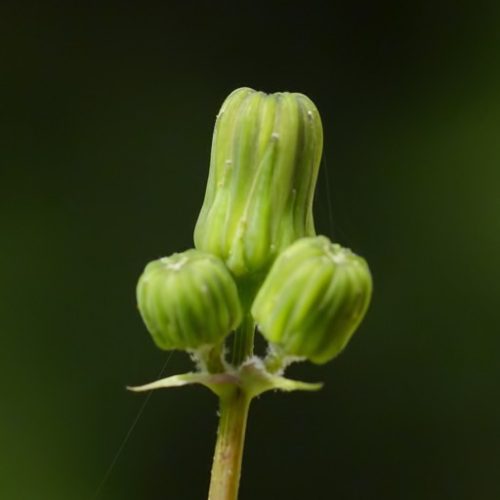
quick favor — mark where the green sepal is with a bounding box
[127,372,240,398]
[237,358,323,397]
[127,358,322,399]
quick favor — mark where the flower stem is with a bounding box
[232,313,255,366]
[208,388,252,500]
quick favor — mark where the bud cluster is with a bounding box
[136,88,372,373]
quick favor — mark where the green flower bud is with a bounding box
[251,236,372,364]
[194,87,323,279]
[137,250,242,351]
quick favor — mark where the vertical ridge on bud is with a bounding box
[194,87,323,279]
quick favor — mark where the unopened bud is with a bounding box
[194,87,323,279]
[137,250,242,351]
[251,236,372,364]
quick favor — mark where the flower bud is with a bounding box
[251,236,372,364]
[194,87,323,279]
[137,250,242,351]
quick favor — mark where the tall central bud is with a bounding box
[194,87,323,281]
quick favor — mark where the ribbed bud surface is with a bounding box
[251,236,372,364]
[194,87,323,279]
[137,250,242,351]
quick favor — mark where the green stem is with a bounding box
[232,313,255,366]
[208,388,252,500]
[205,342,226,373]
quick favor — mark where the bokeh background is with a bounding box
[2,1,500,499]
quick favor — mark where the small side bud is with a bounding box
[137,250,242,351]
[194,87,323,279]
[251,236,372,364]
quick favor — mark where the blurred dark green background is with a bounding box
[2,1,499,499]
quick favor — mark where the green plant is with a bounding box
[129,88,372,500]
